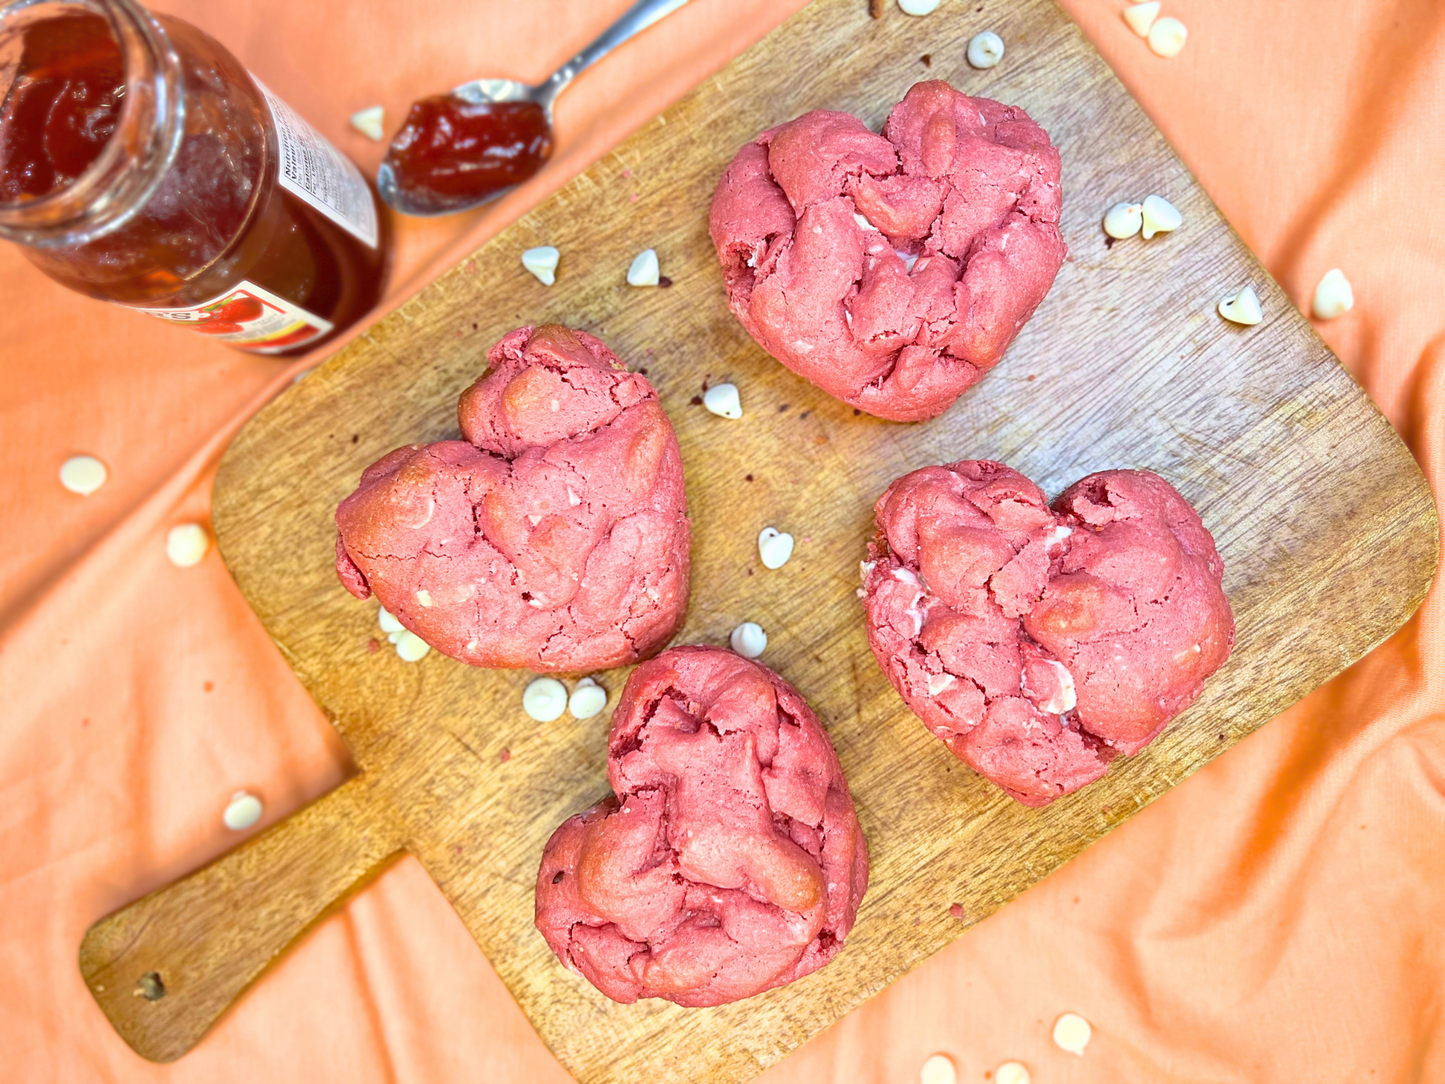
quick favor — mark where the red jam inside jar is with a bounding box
[0,4,389,355]
[0,12,127,200]
[382,95,553,211]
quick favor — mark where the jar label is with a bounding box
[254,79,380,249]
[137,279,335,353]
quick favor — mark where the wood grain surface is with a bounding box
[80,0,1438,1079]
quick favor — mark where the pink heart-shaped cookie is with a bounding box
[862,461,1234,806]
[709,80,1066,422]
[535,646,869,1007]
[335,325,691,672]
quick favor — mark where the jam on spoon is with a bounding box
[375,0,692,217]
[381,95,553,213]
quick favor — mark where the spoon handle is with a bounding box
[539,0,691,107]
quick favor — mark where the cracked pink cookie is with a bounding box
[709,80,1065,422]
[535,646,869,1007]
[862,461,1233,806]
[335,324,690,671]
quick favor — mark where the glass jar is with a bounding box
[0,0,390,355]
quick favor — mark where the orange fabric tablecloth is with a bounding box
[3,1,1443,1081]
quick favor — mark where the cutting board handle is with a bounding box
[79,774,403,1063]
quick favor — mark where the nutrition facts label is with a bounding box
[254,79,379,249]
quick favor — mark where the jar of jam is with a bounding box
[0,0,389,355]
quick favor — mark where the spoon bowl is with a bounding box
[376,79,551,218]
[378,0,690,217]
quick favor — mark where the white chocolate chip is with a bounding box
[223,791,263,831]
[927,673,955,696]
[415,588,434,608]
[378,605,404,634]
[994,1062,1030,1084]
[521,245,560,286]
[1312,268,1355,320]
[897,0,941,14]
[1140,194,1182,239]
[1218,285,1263,326]
[523,677,568,722]
[1050,525,1075,545]
[568,677,608,719]
[757,527,795,570]
[1148,16,1188,57]
[1034,659,1077,714]
[1103,202,1143,240]
[393,629,431,662]
[350,105,385,141]
[1122,1,1159,37]
[627,248,660,287]
[165,523,210,567]
[966,30,1005,69]
[1052,1012,1093,1056]
[919,1053,957,1084]
[703,383,743,419]
[730,621,767,659]
[59,455,108,496]
[853,212,878,232]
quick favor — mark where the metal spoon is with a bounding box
[378,0,692,217]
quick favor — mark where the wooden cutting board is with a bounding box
[79,0,1438,1080]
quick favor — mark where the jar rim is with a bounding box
[0,0,183,246]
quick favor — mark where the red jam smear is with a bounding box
[0,11,125,200]
[383,95,553,208]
